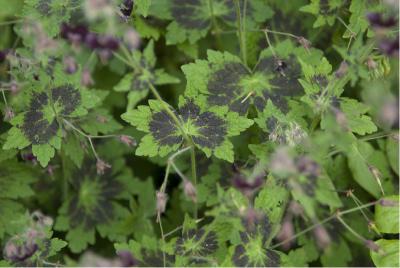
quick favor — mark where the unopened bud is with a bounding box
[81,68,94,86]
[124,29,141,50]
[183,179,197,203]
[96,115,108,123]
[63,56,77,74]
[335,61,349,78]
[333,108,349,131]
[366,57,378,69]
[276,218,295,250]
[119,135,136,147]
[365,240,380,252]
[297,36,312,52]
[9,81,20,94]
[156,191,168,215]
[368,164,385,195]
[3,107,14,121]
[313,225,331,249]
[96,159,111,175]
[379,198,398,207]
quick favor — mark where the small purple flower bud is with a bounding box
[365,240,380,252]
[367,12,397,28]
[379,198,398,207]
[183,179,197,203]
[9,81,20,95]
[379,37,399,57]
[63,56,78,74]
[124,29,141,50]
[85,32,100,49]
[0,49,9,62]
[156,191,168,216]
[117,250,138,267]
[119,135,137,147]
[335,61,349,78]
[296,156,321,179]
[3,107,15,121]
[276,217,295,250]
[297,36,311,52]
[96,159,111,175]
[96,115,108,123]
[366,57,378,70]
[98,35,120,51]
[81,68,94,86]
[313,225,331,249]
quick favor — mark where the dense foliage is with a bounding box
[0,0,399,267]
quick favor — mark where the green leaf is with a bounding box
[47,238,68,257]
[340,98,377,135]
[370,239,400,267]
[135,0,152,17]
[66,226,96,253]
[32,143,55,167]
[375,195,399,234]
[347,141,384,198]
[386,137,399,175]
[115,40,178,109]
[0,160,36,199]
[254,176,289,225]
[63,133,84,168]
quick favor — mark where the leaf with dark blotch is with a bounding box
[184,44,305,116]
[176,228,218,257]
[149,110,183,146]
[51,84,81,115]
[37,0,52,15]
[122,98,252,161]
[22,112,59,145]
[67,160,122,230]
[171,0,210,30]
[232,244,281,267]
[166,0,272,44]
[179,101,227,149]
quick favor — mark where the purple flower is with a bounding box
[60,23,89,44]
[378,36,399,57]
[367,13,397,28]
[0,49,10,62]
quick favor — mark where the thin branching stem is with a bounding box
[62,119,119,160]
[263,27,277,57]
[269,200,378,249]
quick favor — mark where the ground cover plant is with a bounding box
[0,0,399,267]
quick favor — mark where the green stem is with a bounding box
[234,0,247,65]
[0,19,23,26]
[263,27,276,57]
[336,215,367,242]
[191,146,197,219]
[158,218,166,267]
[208,0,222,49]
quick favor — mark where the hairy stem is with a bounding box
[234,0,247,65]
[191,146,197,219]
